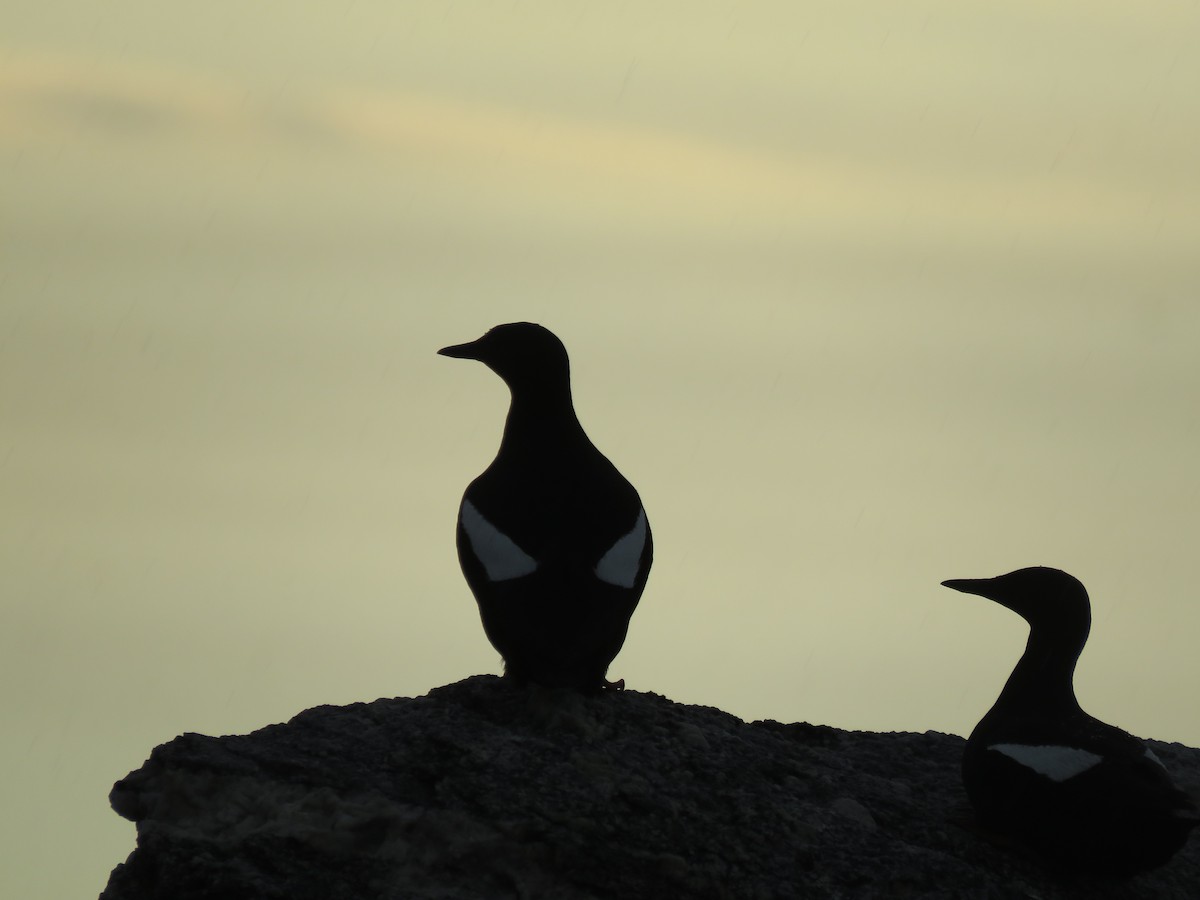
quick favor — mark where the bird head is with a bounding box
[942,566,1092,640]
[438,323,570,394]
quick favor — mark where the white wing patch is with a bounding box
[460,500,537,582]
[595,509,648,588]
[989,743,1103,782]
[1145,747,1167,769]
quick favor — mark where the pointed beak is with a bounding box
[940,578,994,598]
[438,339,481,360]
[942,576,1028,620]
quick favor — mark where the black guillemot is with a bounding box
[942,566,1198,876]
[439,323,652,691]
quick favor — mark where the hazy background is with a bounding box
[3,2,1198,897]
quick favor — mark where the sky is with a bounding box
[3,2,1200,897]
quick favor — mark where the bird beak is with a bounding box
[438,339,482,359]
[940,578,994,598]
[942,576,1026,618]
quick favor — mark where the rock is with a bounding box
[830,796,876,829]
[100,676,1200,899]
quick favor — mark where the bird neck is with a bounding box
[498,387,590,456]
[991,625,1086,719]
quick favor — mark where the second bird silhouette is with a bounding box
[943,567,1199,875]
[439,323,653,691]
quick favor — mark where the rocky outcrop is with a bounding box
[101,676,1199,899]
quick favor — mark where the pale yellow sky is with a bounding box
[3,3,1200,898]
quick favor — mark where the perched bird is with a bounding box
[438,323,652,691]
[943,567,1199,876]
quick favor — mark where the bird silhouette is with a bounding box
[440,323,652,691]
[943,567,1199,875]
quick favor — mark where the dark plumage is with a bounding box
[943,567,1199,876]
[439,323,652,691]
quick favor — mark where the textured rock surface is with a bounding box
[101,676,1200,899]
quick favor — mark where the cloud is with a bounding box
[0,52,334,149]
[313,85,1185,247]
[1,49,1191,251]
[23,85,183,136]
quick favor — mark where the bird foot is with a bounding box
[603,678,626,692]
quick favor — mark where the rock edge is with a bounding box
[100,676,1200,900]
